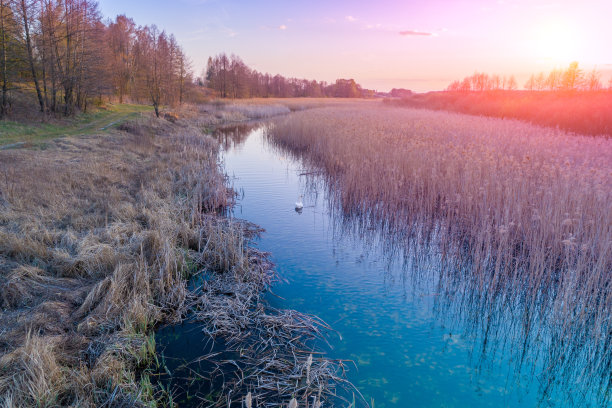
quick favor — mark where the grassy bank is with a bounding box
[385,91,612,136]
[0,104,154,148]
[269,105,611,405]
[0,102,356,407]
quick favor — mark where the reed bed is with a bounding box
[192,98,373,125]
[0,110,355,407]
[195,103,290,123]
[269,105,612,405]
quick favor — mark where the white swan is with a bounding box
[295,195,304,211]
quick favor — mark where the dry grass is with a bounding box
[0,114,233,406]
[269,105,612,405]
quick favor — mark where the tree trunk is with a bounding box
[20,0,45,112]
[63,0,72,115]
[0,0,8,116]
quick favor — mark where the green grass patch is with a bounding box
[0,104,154,148]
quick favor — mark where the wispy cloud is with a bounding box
[399,30,433,36]
[279,24,287,30]
[345,15,357,22]
[224,27,238,38]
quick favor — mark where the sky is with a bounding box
[97,0,612,92]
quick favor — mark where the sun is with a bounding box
[532,20,580,64]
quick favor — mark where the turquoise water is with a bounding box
[156,124,602,407]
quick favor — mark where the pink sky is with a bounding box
[99,0,612,92]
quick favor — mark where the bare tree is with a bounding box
[506,75,517,91]
[585,69,602,91]
[17,0,45,111]
[562,61,582,91]
[535,72,546,91]
[546,69,562,90]
[0,0,15,115]
[107,14,135,103]
[0,3,193,116]
[175,46,190,104]
[525,74,536,91]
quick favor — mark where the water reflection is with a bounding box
[213,123,262,150]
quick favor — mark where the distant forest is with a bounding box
[201,53,374,99]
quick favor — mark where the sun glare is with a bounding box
[532,21,580,64]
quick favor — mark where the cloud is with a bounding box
[223,27,238,38]
[399,30,432,36]
[279,24,287,30]
[345,15,357,22]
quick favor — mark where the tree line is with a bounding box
[524,62,609,92]
[0,1,192,118]
[202,53,373,98]
[446,62,612,92]
[446,72,518,92]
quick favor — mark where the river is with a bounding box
[155,122,597,407]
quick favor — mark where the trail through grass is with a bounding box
[0,104,153,148]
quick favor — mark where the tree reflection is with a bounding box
[214,123,263,150]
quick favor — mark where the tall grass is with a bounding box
[269,105,612,405]
[0,116,233,406]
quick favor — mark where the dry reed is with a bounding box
[269,104,611,406]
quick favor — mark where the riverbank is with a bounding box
[0,102,352,407]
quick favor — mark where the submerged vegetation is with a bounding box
[269,105,612,406]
